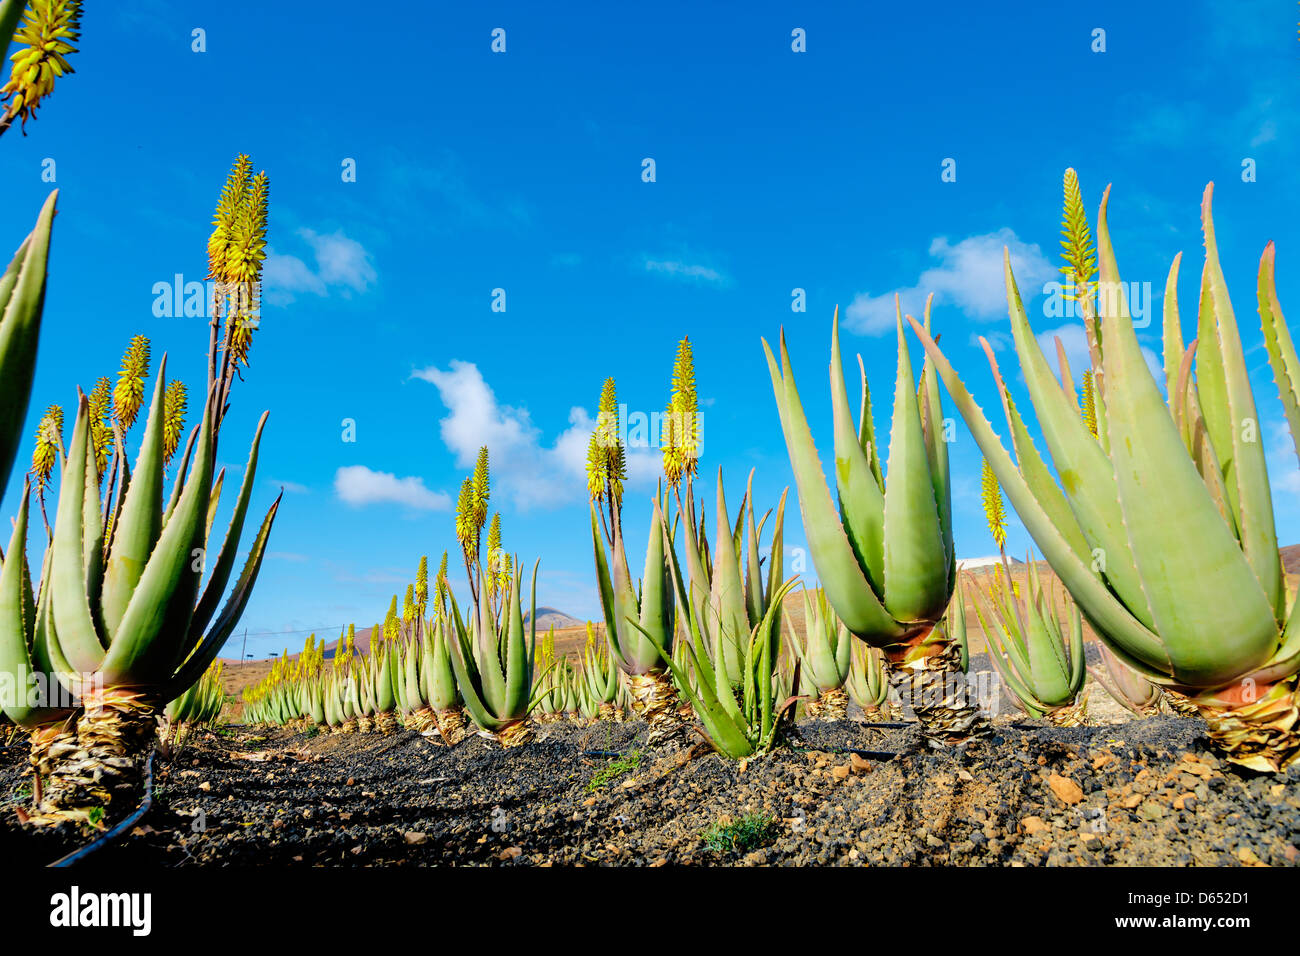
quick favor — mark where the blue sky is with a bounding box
[1,0,1297,659]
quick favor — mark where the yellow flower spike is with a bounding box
[112,335,151,432]
[1060,167,1097,307]
[454,476,477,562]
[415,555,429,609]
[162,380,188,465]
[471,447,490,532]
[86,376,113,479]
[662,336,699,488]
[1081,370,1099,439]
[981,457,1007,552]
[0,0,81,134]
[30,403,62,490]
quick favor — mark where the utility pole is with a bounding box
[240,627,248,664]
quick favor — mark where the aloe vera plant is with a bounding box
[967,565,1088,725]
[589,370,689,747]
[787,588,852,720]
[763,305,985,746]
[968,461,1089,725]
[0,156,280,822]
[446,560,547,746]
[910,178,1300,771]
[846,642,894,720]
[644,494,800,758]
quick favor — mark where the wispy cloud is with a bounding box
[265,227,376,304]
[266,551,311,563]
[845,229,1053,336]
[268,479,311,495]
[412,360,658,510]
[333,465,450,511]
[644,257,728,285]
[1269,422,1300,496]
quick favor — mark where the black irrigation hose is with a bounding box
[48,749,156,868]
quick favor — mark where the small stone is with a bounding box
[1237,846,1262,866]
[499,846,522,861]
[1021,816,1049,835]
[346,778,355,786]
[404,831,427,845]
[850,754,872,774]
[198,781,211,792]
[1139,802,1164,822]
[1048,773,1083,805]
[831,764,851,781]
[1121,793,1143,809]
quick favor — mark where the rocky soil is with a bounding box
[1,709,1296,867]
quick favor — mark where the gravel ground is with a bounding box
[1,707,1296,867]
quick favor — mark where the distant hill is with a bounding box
[1283,544,1300,577]
[525,607,585,631]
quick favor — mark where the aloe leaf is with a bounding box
[1054,337,1078,411]
[908,315,1171,671]
[1194,268,1234,508]
[590,502,632,672]
[981,345,1093,565]
[205,468,226,547]
[635,501,672,672]
[709,474,749,681]
[762,334,901,641]
[830,310,886,594]
[1259,243,1300,465]
[99,396,216,686]
[1162,253,1185,408]
[880,308,948,623]
[0,0,25,66]
[1096,186,1277,686]
[188,412,268,645]
[49,397,108,674]
[1200,186,1283,613]
[81,420,106,644]
[0,488,45,726]
[164,424,199,524]
[503,563,531,717]
[0,192,57,507]
[101,356,170,639]
[1002,253,1154,628]
[917,298,954,576]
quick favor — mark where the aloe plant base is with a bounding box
[1044,694,1090,728]
[886,639,989,747]
[1194,680,1300,774]
[805,688,849,721]
[629,672,689,749]
[432,708,468,746]
[37,689,155,824]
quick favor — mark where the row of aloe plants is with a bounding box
[236,166,1299,779]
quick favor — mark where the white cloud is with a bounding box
[644,258,727,284]
[411,360,658,510]
[333,465,450,511]
[845,229,1054,336]
[264,227,376,304]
